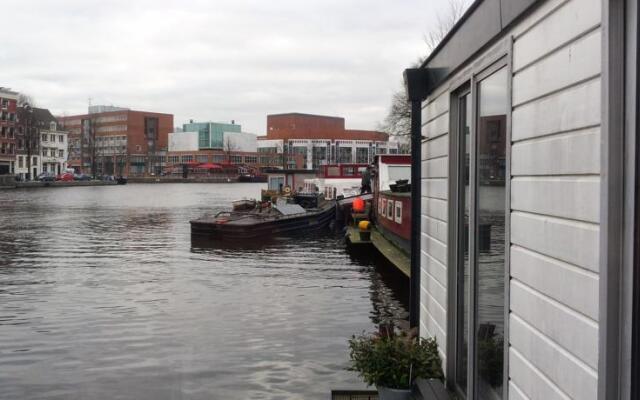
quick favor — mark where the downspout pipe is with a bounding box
[404,68,431,329]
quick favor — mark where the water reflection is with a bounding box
[0,184,407,399]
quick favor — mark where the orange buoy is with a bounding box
[353,197,365,213]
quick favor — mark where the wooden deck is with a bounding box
[345,225,410,277]
[370,227,410,277]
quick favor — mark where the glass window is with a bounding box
[456,92,471,394]
[337,147,352,163]
[475,67,507,399]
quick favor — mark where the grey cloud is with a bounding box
[6,0,466,133]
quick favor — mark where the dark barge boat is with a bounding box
[190,193,336,240]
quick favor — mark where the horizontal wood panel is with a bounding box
[421,251,447,288]
[511,245,599,320]
[423,91,449,123]
[511,177,600,223]
[512,77,601,141]
[422,178,448,200]
[421,112,448,139]
[420,302,447,344]
[510,314,598,400]
[423,134,449,160]
[510,0,566,38]
[420,288,447,332]
[511,211,599,273]
[513,28,601,106]
[422,157,448,178]
[509,347,572,400]
[421,269,447,311]
[420,232,447,266]
[508,381,529,400]
[421,197,448,222]
[421,215,448,243]
[513,0,601,71]
[511,127,600,176]
[511,280,599,368]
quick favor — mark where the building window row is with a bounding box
[0,126,15,138]
[95,114,127,124]
[0,111,16,122]
[95,125,127,133]
[41,147,63,158]
[0,142,15,155]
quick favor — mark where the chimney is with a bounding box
[231,120,235,125]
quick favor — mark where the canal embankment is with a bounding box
[127,176,240,184]
[0,177,118,189]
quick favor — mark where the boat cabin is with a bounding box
[304,163,369,199]
[373,155,412,254]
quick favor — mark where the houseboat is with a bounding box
[303,163,369,199]
[405,0,640,399]
[190,192,335,240]
[345,155,412,277]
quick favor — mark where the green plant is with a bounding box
[348,326,444,389]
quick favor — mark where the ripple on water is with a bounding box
[0,184,408,400]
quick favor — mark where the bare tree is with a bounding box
[223,135,238,164]
[379,0,469,141]
[423,0,468,53]
[16,94,40,180]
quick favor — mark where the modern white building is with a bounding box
[168,131,199,152]
[222,131,257,153]
[168,130,257,153]
[406,0,639,399]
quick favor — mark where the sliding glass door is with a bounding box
[454,65,508,399]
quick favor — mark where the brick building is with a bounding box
[0,88,18,175]
[58,107,173,177]
[257,113,398,170]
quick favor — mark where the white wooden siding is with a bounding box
[418,1,602,397]
[509,0,602,397]
[419,88,450,368]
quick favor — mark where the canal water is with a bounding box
[0,183,408,400]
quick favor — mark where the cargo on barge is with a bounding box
[190,193,336,240]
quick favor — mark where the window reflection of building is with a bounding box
[475,67,507,399]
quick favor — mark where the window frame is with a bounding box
[447,52,511,400]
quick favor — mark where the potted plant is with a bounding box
[348,325,443,400]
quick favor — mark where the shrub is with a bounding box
[348,326,443,389]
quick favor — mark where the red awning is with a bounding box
[197,163,223,169]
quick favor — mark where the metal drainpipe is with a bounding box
[409,99,422,329]
[404,68,429,330]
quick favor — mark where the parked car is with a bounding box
[37,172,56,182]
[56,172,74,182]
[73,173,91,181]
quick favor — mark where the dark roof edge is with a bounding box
[267,112,344,120]
[417,0,543,97]
[419,0,484,70]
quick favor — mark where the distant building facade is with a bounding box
[183,120,242,149]
[58,107,173,176]
[0,88,18,175]
[167,127,300,169]
[15,107,66,180]
[257,113,398,170]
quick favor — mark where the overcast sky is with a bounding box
[3,0,470,135]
